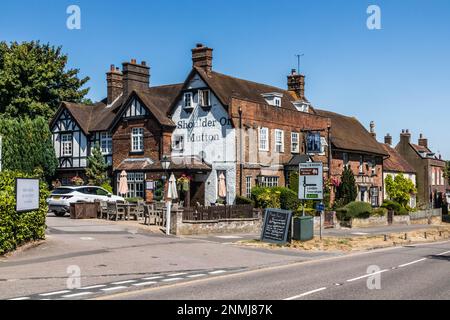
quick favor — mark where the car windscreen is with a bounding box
[51,188,75,195]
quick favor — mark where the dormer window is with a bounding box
[184,92,193,109]
[198,89,211,107]
[261,93,283,107]
[293,101,310,113]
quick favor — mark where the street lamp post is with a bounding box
[161,156,171,235]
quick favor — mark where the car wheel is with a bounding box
[54,211,67,217]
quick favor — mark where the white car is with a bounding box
[47,186,125,217]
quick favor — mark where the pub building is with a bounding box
[50,44,386,208]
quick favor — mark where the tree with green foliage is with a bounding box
[0,41,90,119]
[85,146,109,186]
[336,166,358,206]
[385,174,416,208]
[0,117,58,181]
[288,171,299,195]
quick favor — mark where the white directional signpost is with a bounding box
[299,162,323,216]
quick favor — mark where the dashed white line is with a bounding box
[346,269,389,282]
[101,286,127,292]
[187,274,207,278]
[78,285,107,290]
[39,290,71,297]
[437,250,450,256]
[62,292,94,298]
[168,272,187,277]
[209,270,226,275]
[132,281,157,287]
[9,297,30,300]
[162,277,183,282]
[398,258,427,268]
[141,276,163,280]
[284,287,327,300]
[111,280,137,285]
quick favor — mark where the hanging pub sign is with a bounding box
[306,131,322,154]
[15,178,40,213]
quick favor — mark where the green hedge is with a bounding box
[235,195,254,205]
[0,171,49,255]
[337,201,373,220]
[381,200,409,216]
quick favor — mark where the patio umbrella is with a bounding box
[167,173,178,200]
[118,170,128,196]
[218,172,227,198]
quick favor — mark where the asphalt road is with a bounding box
[100,241,450,300]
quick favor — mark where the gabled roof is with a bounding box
[380,143,416,174]
[315,109,388,156]
[177,67,309,112]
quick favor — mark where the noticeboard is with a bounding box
[299,162,323,200]
[15,178,40,213]
[260,209,292,244]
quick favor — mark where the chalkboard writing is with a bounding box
[260,209,292,244]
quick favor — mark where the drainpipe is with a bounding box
[238,107,244,197]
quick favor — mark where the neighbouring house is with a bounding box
[380,134,417,208]
[395,130,447,209]
[314,113,388,207]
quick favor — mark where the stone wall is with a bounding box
[171,208,262,236]
[351,216,388,228]
[410,208,442,225]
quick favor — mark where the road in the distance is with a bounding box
[101,241,450,300]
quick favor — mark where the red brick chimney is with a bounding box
[106,64,123,105]
[122,59,150,98]
[400,129,411,145]
[192,43,213,73]
[384,133,392,146]
[418,133,428,149]
[287,69,305,100]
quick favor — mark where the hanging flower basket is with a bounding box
[71,176,84,186]
[177,175,191,192]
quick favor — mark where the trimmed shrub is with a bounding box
[381,200,409,215]
[372,207,388,217]
[279,188,301,212]
[235,195,254,205]
[0,170,49,255]
[337,201,373,220]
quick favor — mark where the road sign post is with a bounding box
[299,163,324,201]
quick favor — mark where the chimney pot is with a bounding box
[141,61,146,66]
[196,43,204,48]
[131,59,137,64]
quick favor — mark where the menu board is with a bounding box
[260,209,292,244]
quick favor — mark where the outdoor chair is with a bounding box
[144,204,158,226]
[106,202,126,221]
[129,202,144,221]
[98,201,108,219]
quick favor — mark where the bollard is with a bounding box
[384,234,387,241]
[404,233,407,240]
[424,232,427,239]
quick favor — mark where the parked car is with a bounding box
[47,186,125,217]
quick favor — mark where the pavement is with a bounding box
[1,214,448,300]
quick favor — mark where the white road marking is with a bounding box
[39,290,71,296]
[398,258,427,268]
[132,281,157,287]
[168,272,187,277]
[215,236,243,239]
[101,286,127,292]
[80,237,95,241]
[284,287,328,300]
[209,270,226,275]
[351,232,369,235]
[9,297,30,300]
[78,285,107,290]
[162,277,183,282]
[346,269,389,282]
[187,274,207,278]
[141,276,163,280]
[62,292,94,298]
[111,280,137,285]
[437,250,450,256]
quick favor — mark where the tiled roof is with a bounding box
[380,143,416,173]
[314,109,388,156]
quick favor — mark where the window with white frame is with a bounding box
[117,172,144,199]
[275,129,284,153]
[246,176,253,198]
[274,97,281,107]
[319,137,328,155]
[291,132,300,153]
[61,133,73,156]
[131,127,144,152]
[100,132,112,154]
[259,127,269,151]
[172,135,185,151]
[359,156,364,174]
[259,176,279,188]
[184,92,193,109]
[198,89,210,107]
